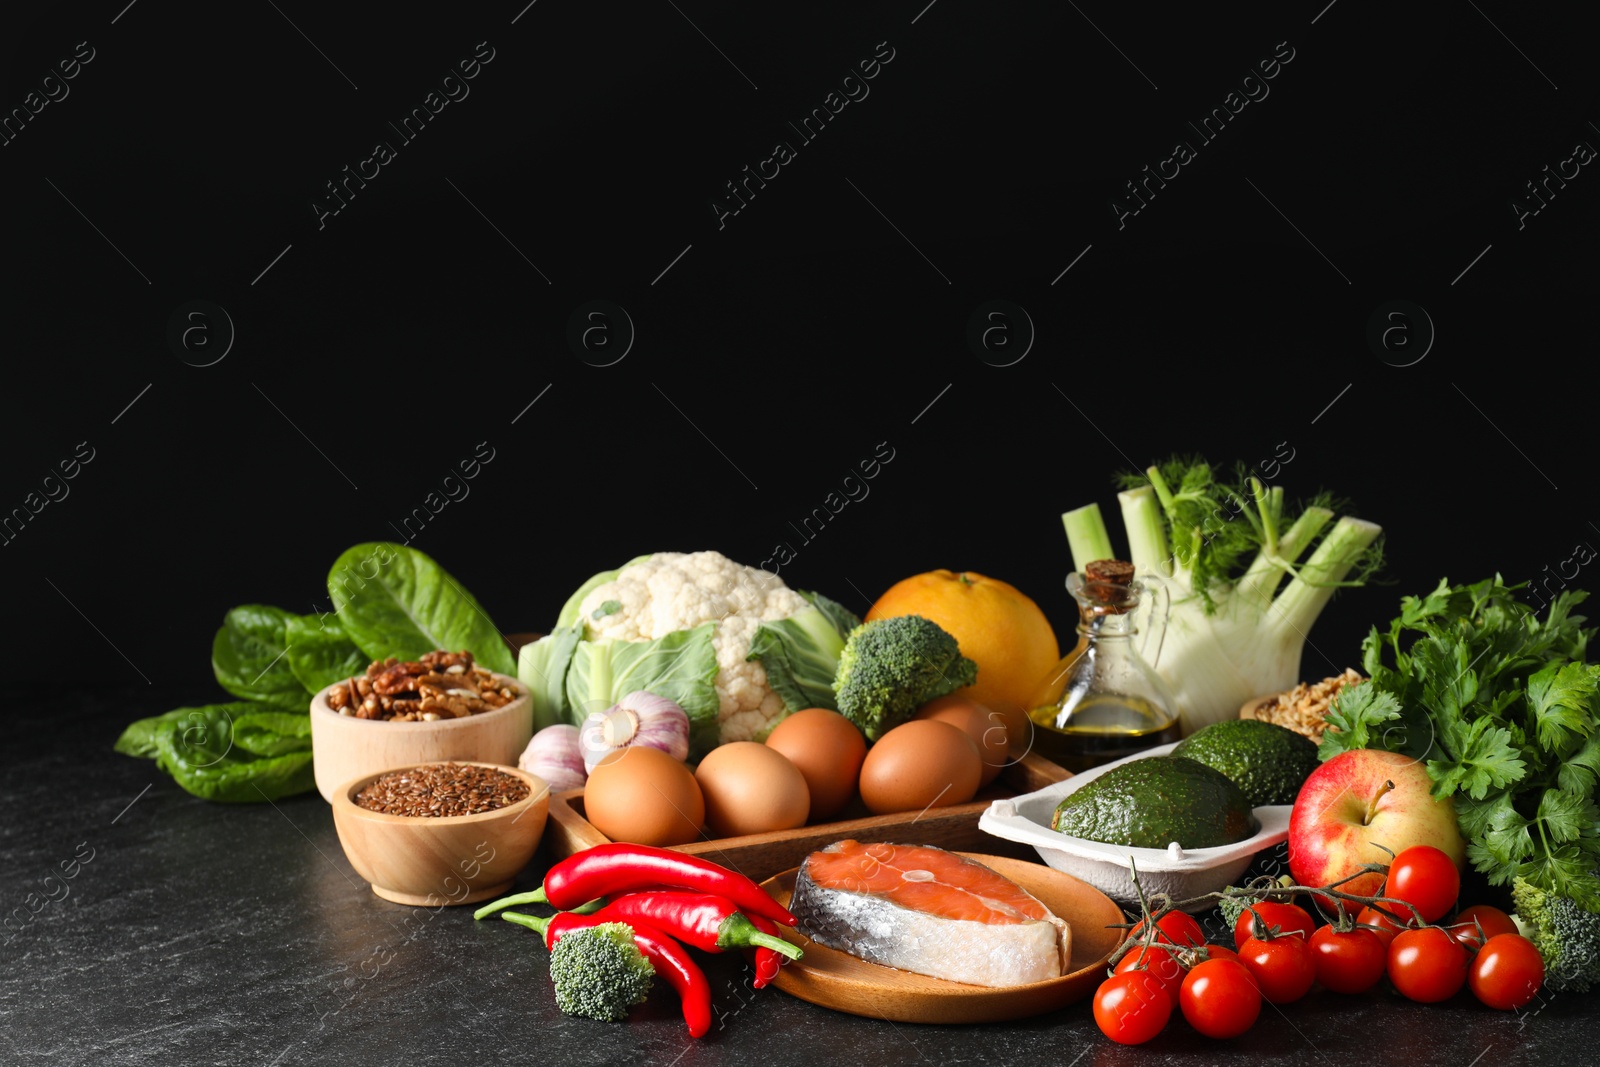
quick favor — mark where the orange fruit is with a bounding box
[865,570,1059,749]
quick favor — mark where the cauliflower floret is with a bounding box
[578,552,809,744]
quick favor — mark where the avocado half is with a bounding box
[1050,755,1258,849]
[1172,717,1320,807]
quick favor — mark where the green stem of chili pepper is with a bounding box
[592,890,802,960]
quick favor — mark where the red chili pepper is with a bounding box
[501,910,712,1039]
[746,913,784,989]
[477,844,796,927]
[591,890,803,961]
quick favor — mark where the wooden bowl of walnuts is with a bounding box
[309,651,533,802]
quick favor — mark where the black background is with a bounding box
[7,5,1600,1064]
[3,1,1596,703]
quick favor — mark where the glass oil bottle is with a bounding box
[1026,559,1181,772]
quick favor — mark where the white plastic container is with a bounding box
[979,742,1290,912]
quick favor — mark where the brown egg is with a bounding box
[584,746,704,847]
[695,742,811,837]
[858,719,983,815]
[765,708,868,821]
[915,696,1011,785]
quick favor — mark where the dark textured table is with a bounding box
[6,687,1593,1067]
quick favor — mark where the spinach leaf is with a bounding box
[285,613,368,693]
[328,542,515,675]
[232,710,313,757]
[151,703,316,802]
[115,708,193,759]
[212,605,313,709]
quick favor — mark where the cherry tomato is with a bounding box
[1115,944,1186,1004]
[1388,927,1469,1003]
[1447,905,1519,949]
[1203,944,1240,965]
[1356,905,1409,948]
[1239,934,1316,1003]
[1094,970,1172,1045]
[1469,933,1545,1011]
[1233,901,1315,949]
[1385,845,1460,923]
[1308,925,1387,994]
[1131,910,1207,950]
[1180,959,1261,1039]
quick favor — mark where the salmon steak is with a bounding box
[788,840,1071,987]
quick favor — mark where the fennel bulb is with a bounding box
[1063,460,1383,734]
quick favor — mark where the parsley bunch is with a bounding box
[1321,576,1600,909]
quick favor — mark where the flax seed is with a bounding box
[354,762,529,817]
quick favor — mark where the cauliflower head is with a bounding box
[577,552,810,743]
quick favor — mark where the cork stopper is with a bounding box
[1082,559,1138,614]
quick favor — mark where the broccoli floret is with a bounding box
[547,922,656,1021]
[1215,874,1299,934]
[833,615,978,741]
[1511,876,1600,992]
[1216,889,1263,932]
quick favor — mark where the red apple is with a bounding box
[1288,749,1465,900]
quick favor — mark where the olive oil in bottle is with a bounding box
[1024,560,1180,774]
[1027,693,1181,773]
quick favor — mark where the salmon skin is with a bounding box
[789,840,1070,987]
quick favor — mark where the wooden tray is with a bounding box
[759,853,1126,1023]
[543,752,1071,883]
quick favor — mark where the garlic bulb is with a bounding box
[580,691,691,772]
[519,724,587,791]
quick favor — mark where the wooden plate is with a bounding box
[758,852,1126,1024]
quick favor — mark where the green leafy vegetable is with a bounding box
[285,613,367,693]
[747,592,861,717]
[211,605,311,710]
[564,624,722,756]
[115,708,195,759]
[1321,576,1600,909]
[213,606,365,709]
[1528,661,1597,754]
[1316,682,1401,760]
[519,624,583,731]
[121,703,316,803]
[119,541,507,804]
[328,542,515,675]
[230,710,314,757]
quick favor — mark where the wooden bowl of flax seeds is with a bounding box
[330,761,550,905]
